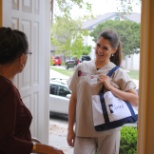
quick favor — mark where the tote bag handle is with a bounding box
[99,66,119,95]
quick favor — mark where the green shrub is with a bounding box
[120,126,138,154]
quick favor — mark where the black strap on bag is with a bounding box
[99,66,119,94]
[99,66,119,124]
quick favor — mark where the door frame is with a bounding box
[0,0,2,26]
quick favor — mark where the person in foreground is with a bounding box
[0,27,64,154]
[67,29,138,154]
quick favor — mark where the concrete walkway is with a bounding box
[50,67,69,80]
[49,120,73,154]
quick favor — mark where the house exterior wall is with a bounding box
[122,53,140,70]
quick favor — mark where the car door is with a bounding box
[54,85,71,114]
[49,83,58,113]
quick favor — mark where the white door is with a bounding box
[2,0,50,144]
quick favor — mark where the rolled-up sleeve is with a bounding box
[67,65,80,94]
[113,68,137,91]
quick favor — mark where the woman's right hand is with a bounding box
[33,143,64,154]
[67,130,75,147]
[50,146,64,154]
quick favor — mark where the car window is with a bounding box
[50,84,58,95]
[55,56,60,59]
[57,85,71,97]
[82,56,91,60]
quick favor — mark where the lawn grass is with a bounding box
[51,66,139,80]
[127,70,139,80]
[51,66,74,77]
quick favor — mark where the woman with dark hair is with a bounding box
[67,29,138,154]
[0,27,64,154]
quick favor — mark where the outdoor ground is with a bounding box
[49,115,73,154]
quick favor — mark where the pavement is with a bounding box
[49,119,73,154]
[50,66,70,80]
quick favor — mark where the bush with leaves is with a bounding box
[120,126,138,154]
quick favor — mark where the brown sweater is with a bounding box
[0,75,33,154]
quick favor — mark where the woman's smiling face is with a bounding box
[95,37,116,63]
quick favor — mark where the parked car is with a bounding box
[49,78,71,115]
[65,57,78,69]
[51,56,62,66]
[80,55,91,62]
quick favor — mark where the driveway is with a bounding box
[50,66,69,80]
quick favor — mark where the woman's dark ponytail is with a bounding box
[110,41,122,66]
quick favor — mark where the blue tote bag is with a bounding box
[92,66,138,131]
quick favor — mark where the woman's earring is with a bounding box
[112,54,114,57]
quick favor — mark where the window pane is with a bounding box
[50,84,58,95]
